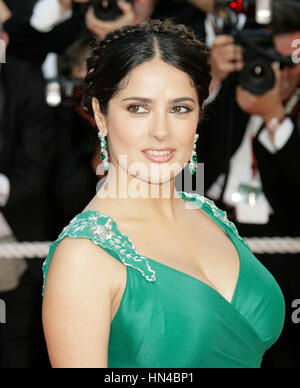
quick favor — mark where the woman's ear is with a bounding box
[92,97,108,136]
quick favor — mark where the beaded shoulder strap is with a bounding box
[178,191,250,249]
[43,193,250,294]
[42,210,156,295]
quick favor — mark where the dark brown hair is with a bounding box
[82,19,212,117]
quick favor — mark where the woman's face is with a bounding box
[93,58,201,185]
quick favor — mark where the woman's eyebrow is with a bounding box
[122,97,196,103]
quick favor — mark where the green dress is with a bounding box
[42,191,285,368]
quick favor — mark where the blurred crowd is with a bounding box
[0,0,299,368]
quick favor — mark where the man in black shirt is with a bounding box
[0,24,56,366]
[198,0,300,368]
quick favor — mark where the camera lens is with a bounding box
[252,65,264,77]
[239,59,275,95]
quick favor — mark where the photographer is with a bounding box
[2,0,156,65]
[31,0,147,36]
[83,0,156,37]
[0,28,56,367]
[198,0,300,368]
[1,0,85,65]
[201,0,300,235]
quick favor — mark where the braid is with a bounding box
[97,19,201,49]
[85,19,207,84]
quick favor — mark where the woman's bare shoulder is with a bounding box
[42,235,125,368]
[43,234,126,311]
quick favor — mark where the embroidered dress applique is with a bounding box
[43,192,249,292]
[42,210,156,288]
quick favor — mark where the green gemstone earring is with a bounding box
[188,133,199,175]
[98,131,110,171]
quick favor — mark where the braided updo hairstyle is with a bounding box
[82,19,212,117]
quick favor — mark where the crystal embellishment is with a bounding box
[98,132,110,171]
[42,191,250,295]
[188,133,199,175]
[42,210,156,289]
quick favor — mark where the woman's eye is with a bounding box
[127,104,192,114]
[171,106,192,114]
[127,104,148,114]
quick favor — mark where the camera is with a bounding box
[232,28,294,95]
[215,0,272,24]
[214,0,295,95]
[73,0,134,21]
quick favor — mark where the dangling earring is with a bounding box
[188,133,199,175]
[98,131,110,171]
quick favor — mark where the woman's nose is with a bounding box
[150,112,171,140]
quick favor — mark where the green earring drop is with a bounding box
[98,131,110,171]
[188,133,199,175]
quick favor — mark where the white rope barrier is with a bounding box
[246,237,300,255]
[0,238,299,259]
[0,242,51,259]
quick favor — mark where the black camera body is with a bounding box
[233,29,276,95]
[215,0,295,95]
[73,0,134,21]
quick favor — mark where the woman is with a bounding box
[42,19,285,368]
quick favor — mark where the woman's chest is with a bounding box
[116,213,241,304]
